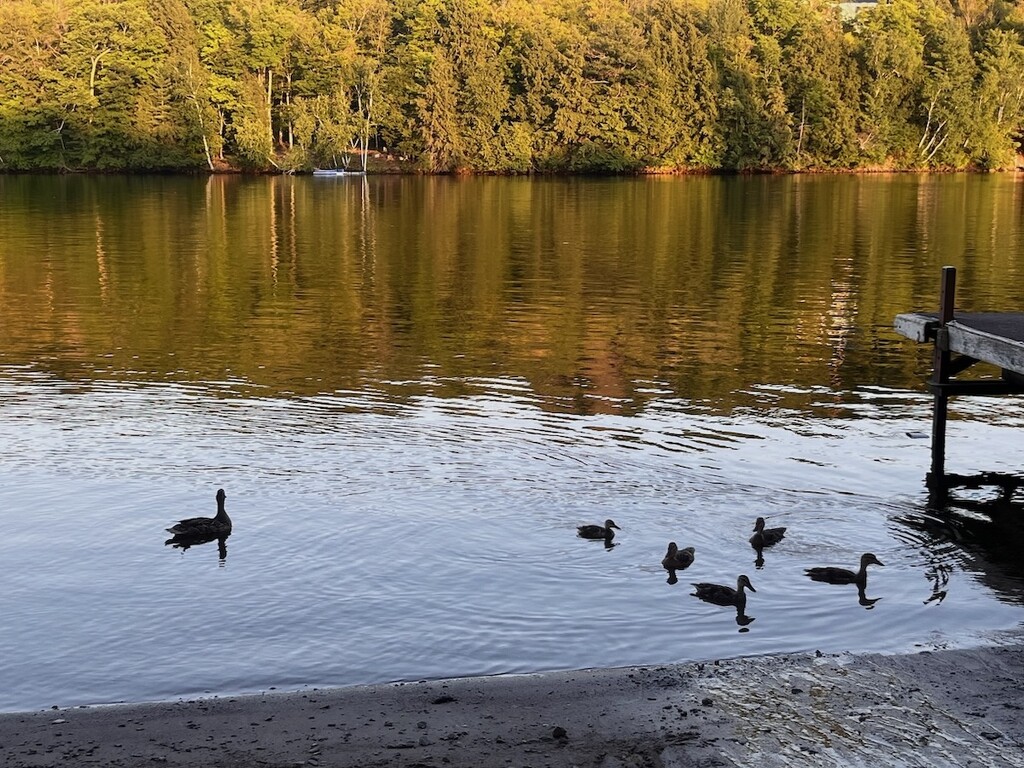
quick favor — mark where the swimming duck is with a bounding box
[749,517,786,549]
[661,542,695,571]
[577,519,620,541]
[692,575,756,612]
[166,489,232,538]
[805,553,883,586]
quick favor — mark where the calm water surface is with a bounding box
[1,174,1023,712]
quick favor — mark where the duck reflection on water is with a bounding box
[165,532,229,562]
[857,585,881,608]
[734,608,755,629]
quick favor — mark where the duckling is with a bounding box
[805,553,883,586]
[691,575,756,612]
[577,519,620,541]
[166,489,232,538]
[749,517,786,549]
[661,542,695,571]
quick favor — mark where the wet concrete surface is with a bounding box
[1,643,1022,767]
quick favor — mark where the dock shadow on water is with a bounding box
[897,473,1024,606]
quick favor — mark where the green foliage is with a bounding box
[777,1,861,168]
[974,27,1024,167]
[0,0,1022,172]
[706,0,794,170]
[915,1,978,168]
[853,0,928,165]
[636,0,724,169]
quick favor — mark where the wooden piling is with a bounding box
[895,268,1024,489]
[927,266,957,487]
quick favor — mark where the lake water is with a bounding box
[1,173,1023,713]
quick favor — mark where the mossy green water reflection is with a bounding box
[1,174,1022,413]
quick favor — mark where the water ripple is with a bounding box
[1,368,1023,711]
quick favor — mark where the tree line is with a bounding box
[1,0,1022,173]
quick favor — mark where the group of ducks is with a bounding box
[164,491,885,615]
[577,517,884,615]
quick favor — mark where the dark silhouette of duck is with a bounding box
[692,574,756,612]
[577,519,620,542]
[662,542,695,571]
[805,553,883,586]
[166,489,232,538]
[662,542,695,584]
[749,517,786,549]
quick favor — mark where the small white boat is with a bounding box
[313,168,366,177]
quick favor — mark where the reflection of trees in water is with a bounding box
[5,176,1024,415]
[897,474,1024,605]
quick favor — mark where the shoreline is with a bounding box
[3,164,1023,176]
[3,643,1022,767]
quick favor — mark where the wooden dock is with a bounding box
[894,266,1024,487]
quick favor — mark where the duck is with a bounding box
[166,488,232,538]
[691,574,756,612]
[577,519,620,541]
[661,542,695,571]
[749,516,786,549]
[805,553,883,586]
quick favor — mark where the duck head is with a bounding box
[738,574,756,592]
[752,517,765,532]
[861,553,884,568]
[604,519,620,531]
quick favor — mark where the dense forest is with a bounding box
[1,0,1023,173]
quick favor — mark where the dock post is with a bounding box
[927,266,957,488]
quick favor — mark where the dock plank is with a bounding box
[894,311,1024,375]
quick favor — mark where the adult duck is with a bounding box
[805,553,883,586]
[167,488,232,538]
[577,519,620,541]
[661,542,695,571]
[749,517,786,549]
[692,575,756,612]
